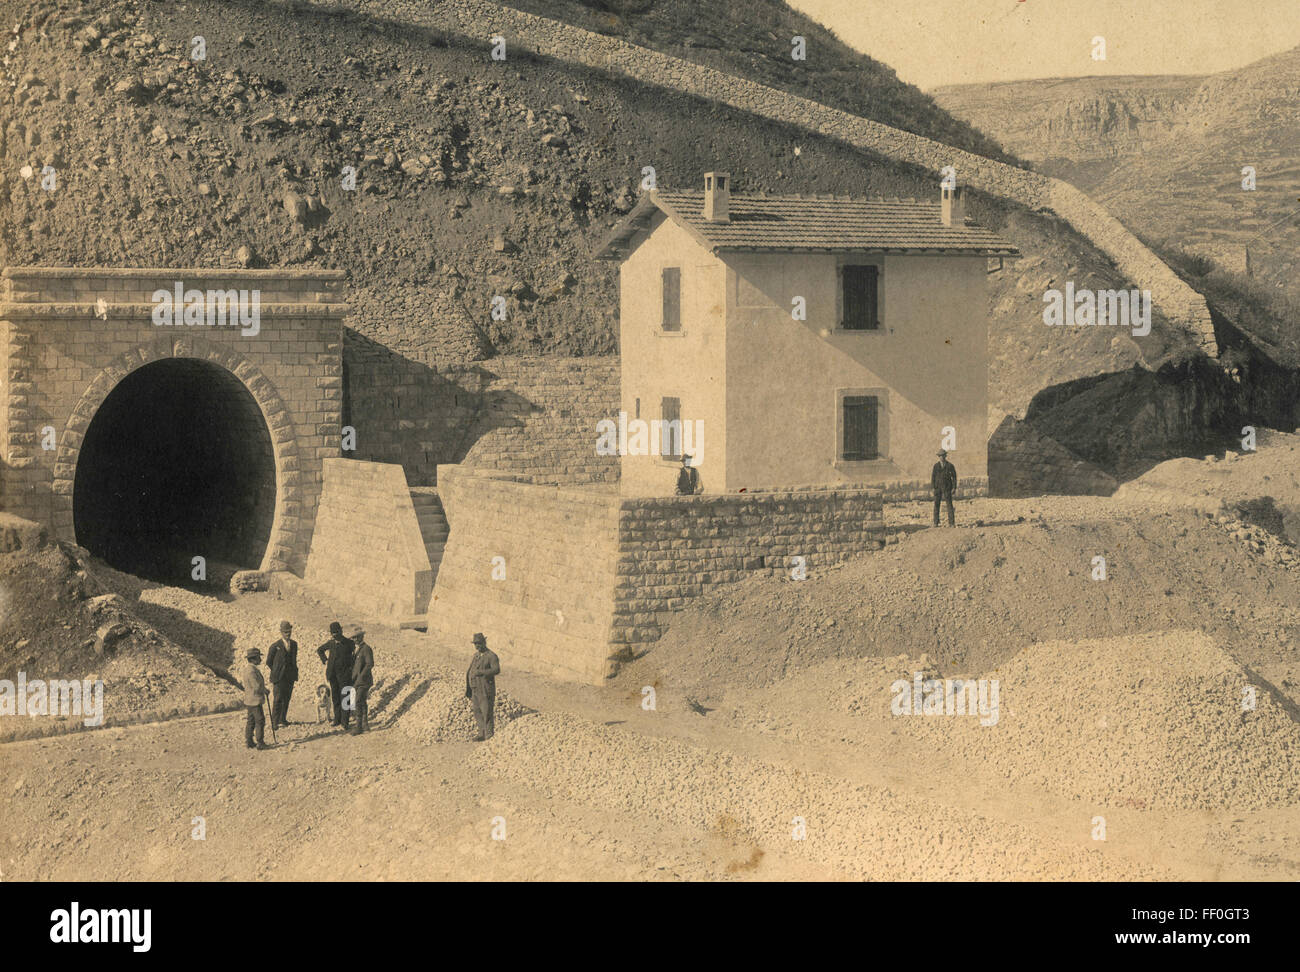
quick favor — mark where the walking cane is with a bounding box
[264,694,277,745]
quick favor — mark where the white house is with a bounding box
[595,173,1018,495]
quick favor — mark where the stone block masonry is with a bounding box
[611,487,885,653]
[428,465,884,683]
[343,339,619,487]
[0,267,347,573]
[304,459,434,620]
[430,464,622,683]
[324,0,1216,354]
[881,477,988,503]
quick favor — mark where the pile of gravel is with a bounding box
[465,709,1160,879]
[897,630,1300,811]
[382,670,530,744]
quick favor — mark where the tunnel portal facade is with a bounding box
[0,267,347,576]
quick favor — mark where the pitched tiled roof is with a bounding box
[594,190,1019,259]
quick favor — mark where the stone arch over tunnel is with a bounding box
[52,339,306,577]
[71,358,277,582]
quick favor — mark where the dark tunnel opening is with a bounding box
[73,358,278,584]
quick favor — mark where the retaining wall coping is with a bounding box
[0,302,350,320]
[2,267,348,281]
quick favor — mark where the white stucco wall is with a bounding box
[723,251,989,489]
[617,217,990,494]
[617,214,728,495]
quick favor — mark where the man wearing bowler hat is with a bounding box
[240,647,269,750]
[932,449,958,527]
[317,621,355,730]
[465,633,500,741]
[266,620,298,729]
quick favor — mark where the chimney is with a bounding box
[941,184,965,227]
[703,171,730,223]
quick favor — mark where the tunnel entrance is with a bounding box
[73,358,278,583]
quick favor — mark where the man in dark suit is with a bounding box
[317,621,355,730]
[265,620,298,729]
[465,632,500,741]
[932,449,958,527]
[675,453,701,495]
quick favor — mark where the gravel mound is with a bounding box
[382,670,530,744]
[620,509,1300,704]
[466,710,1161,879]
[896,630,1300,811]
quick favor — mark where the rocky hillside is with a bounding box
[494,0,1016,162]
[935,47,1300,310]
[2,0,1294,476]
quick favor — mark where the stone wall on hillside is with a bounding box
[611,487,885,653]
[344,336,619,486]
[988,416,1119,497]
[428,466,888,683]
[881,477,988,503]
[304,458,433,619]
[330,0,1215,354]
[342,331,485,486]
[458,355,619,483]
[430,464,622,683]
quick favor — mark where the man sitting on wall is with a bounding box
[675,453,702,495]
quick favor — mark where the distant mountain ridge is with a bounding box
[934,47,1300,307]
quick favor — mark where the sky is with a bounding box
[788,0,1300,90]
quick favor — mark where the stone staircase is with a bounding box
[409,487,450,592]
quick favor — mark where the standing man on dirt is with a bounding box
[931,449,958,527]
[266,620,298,730]
[349,626,374,736]
[317,621,355,731]
[465,632,500,741]
[240,647,269,750]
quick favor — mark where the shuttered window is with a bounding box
[841,265,879,330]
[661,267,681,331]
[842,396,879,460]
[660,396,682,458]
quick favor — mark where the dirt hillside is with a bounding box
[0,515,234,740]
[620,503,1300,702]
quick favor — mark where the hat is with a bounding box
[328,621,342,635]
[279,620,292,632]
[472,632,487,646]
[937,450,948,458]
[246,648,262,661]
[350,625,366,640]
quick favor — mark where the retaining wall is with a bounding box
[428,465,886,682]
[612,487,886,653]
[988,416,1119,497]
[344,342,619,486]
[430,464,622,683]
[880,476,988,503]
[304,458,433,619]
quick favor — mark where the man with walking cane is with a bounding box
[240,647,270,750]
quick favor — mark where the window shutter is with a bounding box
[661,396,682,457]
[842,395,879,460]
[662,267,681,331]
[841,265,879,330]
